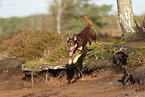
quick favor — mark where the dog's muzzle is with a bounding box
[69,44,77,56]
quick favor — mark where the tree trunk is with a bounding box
[56,0,62,34]
[142,17,145,32]
[117,0,144,41]
[55,0,66,34]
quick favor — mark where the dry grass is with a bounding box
[0,30,69,62]
[127,49,145,69]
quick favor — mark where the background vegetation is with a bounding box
[0,0,144,68]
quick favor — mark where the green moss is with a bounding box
[127,48,145,69]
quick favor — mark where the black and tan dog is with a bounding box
[66,16,97,83]
[67,15,98,65]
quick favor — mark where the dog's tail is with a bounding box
[84,15,92,27]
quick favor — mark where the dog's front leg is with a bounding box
[68,58,73,65]
[68,52,82,65]
[73,46,85,64]
[73,53,82,64]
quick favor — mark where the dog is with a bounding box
[67,15,98,65]
[66,16,97,83]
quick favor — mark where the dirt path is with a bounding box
[0,71,144,97]
[0,58,145,97]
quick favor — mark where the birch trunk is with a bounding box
[55,0,66,34]
[56,0,62,34]
[117,0,144,41]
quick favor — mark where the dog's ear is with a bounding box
[67,34,70,41]
[73,34,77,41]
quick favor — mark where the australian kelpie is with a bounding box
[67,15,98,65]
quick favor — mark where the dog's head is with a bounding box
[67,34,78,56]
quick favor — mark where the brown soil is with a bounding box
[0,58,145,97]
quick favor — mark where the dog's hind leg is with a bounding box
[77,67,83,78]
[90,30,98,44]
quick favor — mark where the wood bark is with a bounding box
[117,0,144,41]
[55,0,67,34]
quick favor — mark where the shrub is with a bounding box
[0,30,69,61]
[127,49,145,69]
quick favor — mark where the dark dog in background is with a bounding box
[66,16,98,83]
[123,66,145,87]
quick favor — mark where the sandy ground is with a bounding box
[0,69,145,97]
[0,58,145,97]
